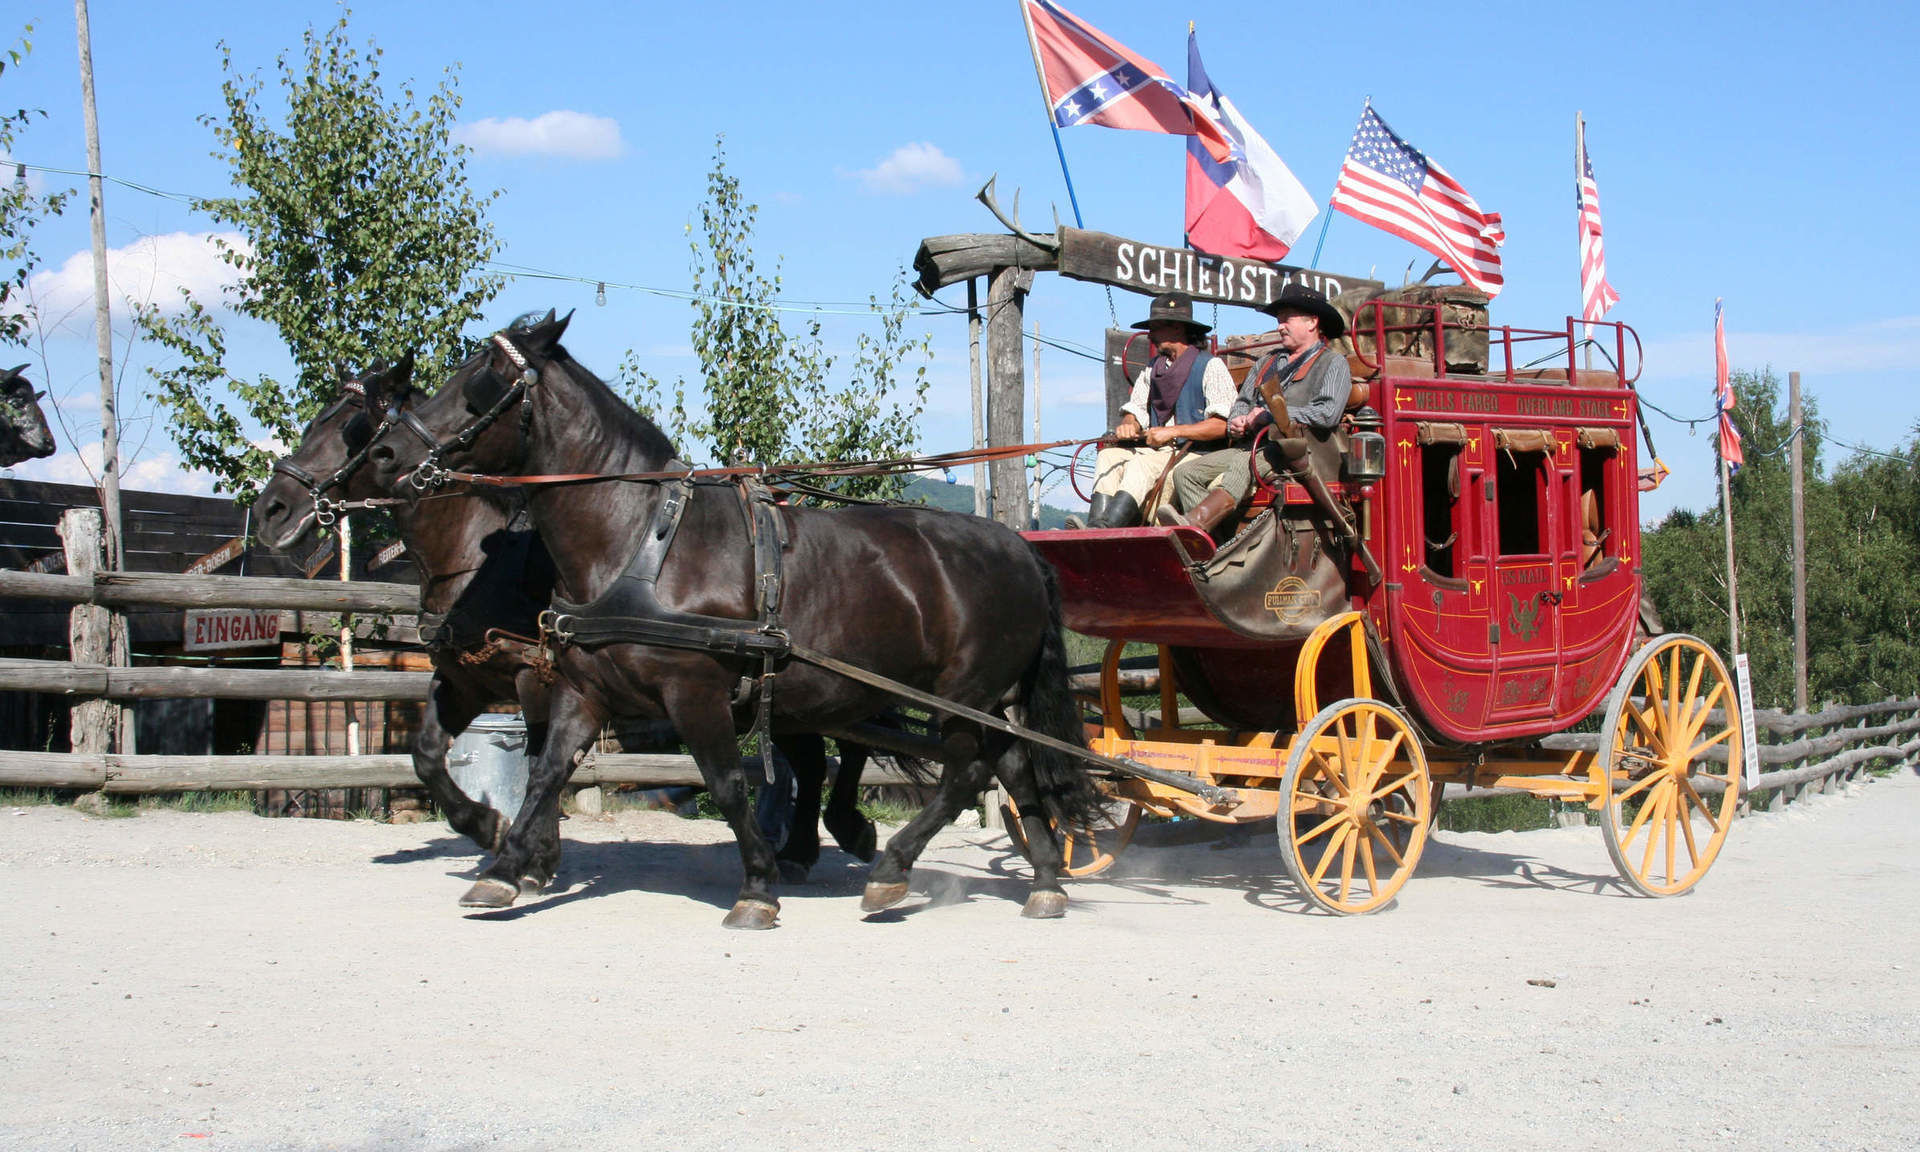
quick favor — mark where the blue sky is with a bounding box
[5,0,1917,521]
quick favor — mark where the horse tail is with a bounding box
[1016,560,1105,835]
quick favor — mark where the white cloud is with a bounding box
[852,142,964,195]
[456,111,624,160]
[19,231,250,338]
[3,440,220,497]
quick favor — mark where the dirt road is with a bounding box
[3,769,1916,1151]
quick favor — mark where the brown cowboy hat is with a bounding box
[1130,291,1211,337]
[1259,283,1347,340]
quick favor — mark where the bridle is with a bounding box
[269,386,382,527]
[402,332,540,493]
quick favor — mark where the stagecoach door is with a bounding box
[1484,431,1566,725]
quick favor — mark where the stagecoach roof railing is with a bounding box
[1347,299,1643,388]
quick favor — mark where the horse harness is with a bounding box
[539,473,793,781]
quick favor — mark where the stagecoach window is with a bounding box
[1421,442,1464,577]
[1579,443,1618,569]
[1495,448,1547,556]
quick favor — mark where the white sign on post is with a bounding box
[183,609,284,652]
[1733,654,1762,791]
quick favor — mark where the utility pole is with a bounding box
[967,279,987,517]
[1030,322,1042,528]
[1790,370,1808,712]
[75,0,131,753]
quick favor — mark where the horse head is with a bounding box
[0,364,58,467]
[364,310,579,493]
[255,357,408,552]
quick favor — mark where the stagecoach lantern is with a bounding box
[1345,406,1386,482]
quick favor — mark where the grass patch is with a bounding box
[137,792,258,814]
[0,788,65,807]
[1435,793,1557,833]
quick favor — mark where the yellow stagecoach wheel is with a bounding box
[1279,699,1432,915]
[999,796,1142,878]
[1598,633,1744,896]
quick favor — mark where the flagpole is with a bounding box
[1577,111,1592,370]
[1715,295,1741,656]
[1307,195,1335,266]
[1016,0,1087,228]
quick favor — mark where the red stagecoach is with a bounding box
[1023,299,1744,914]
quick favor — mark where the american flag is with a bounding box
[1715,298,1744,473]
[1330,104,1505,296]
[1021,0,1234,162]
[1578,132,1620,324]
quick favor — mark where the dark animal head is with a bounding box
[366,311,572,492]
[0,364,58,467]
[254,358,406,553]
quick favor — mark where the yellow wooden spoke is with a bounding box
[1360,833,1381,891]
[1679,679,1728,751]
[1337,823,1358,902]
[1621,778,1664,851]
[1663,786,1678,882]
[1637,787,1670,879]
[1675,775,1724,836]
[1676,788,1704,867]
[1309,823,1354,885]
[1293,809,1345,850]
[1363,817,1408,867]
[1615,769,1664,807]
[1623,698,1663,747]
[1309,749,1354,800]
[1685,723,1738,761]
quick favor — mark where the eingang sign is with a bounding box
[183,608,284,652]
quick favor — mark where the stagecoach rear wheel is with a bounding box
[1000,796,1142,878]
[1598,633,1743,896]
[1279,699,1431,915]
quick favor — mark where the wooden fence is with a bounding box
[0,566,1914,808]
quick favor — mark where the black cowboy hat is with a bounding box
[1259,283,1347,340]
[1130,291,1211,337]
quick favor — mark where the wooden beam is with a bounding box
[0,570,418,613]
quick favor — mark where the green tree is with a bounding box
[136,13,500,497]
[0,26,71,349]
[1643,370,1920,707]
[627,140,930,501]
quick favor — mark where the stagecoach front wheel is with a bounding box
[1598,633,1743,896]
[1279,699,1431,915]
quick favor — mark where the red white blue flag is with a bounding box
[1578,128,1620,324]
[1330,102,1505,296]
[1183,32,1316,261]
[1020,0,1234,162]
[1715,298,1744,473]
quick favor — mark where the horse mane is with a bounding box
[543,345,681,464]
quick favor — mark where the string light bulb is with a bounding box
[595,282,606,306]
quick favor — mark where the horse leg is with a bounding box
[993,743,1072,919]
[771,734,825,883]
[669,687,782,930]
[459,685,600,909]
[514,665,560,891]
[414,673,506,851]
[860,723,994,913]
[823,740,877,863]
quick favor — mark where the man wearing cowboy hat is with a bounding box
[1160,283,1354,533]
[1085,291,1237,528]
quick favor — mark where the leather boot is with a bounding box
[1185,488,1241,535]
[1099,492,1141,528]
[1083,493,1111,529]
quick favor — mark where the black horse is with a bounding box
[256,367,558,864]
[256,363,890,881]
[360,312,1100,927]
[1,365,58,468]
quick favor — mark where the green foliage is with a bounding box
[1642,368,1920,707]
[0,26,72,349]
[624,139,930,500]
[136,12,501,498]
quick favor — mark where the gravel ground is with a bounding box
[2,768,1916,1152]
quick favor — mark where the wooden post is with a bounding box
[986,264,1033,531]
[1789,370,1808,713]
[58,508,123,756]
[338,526,360,756]
[967,279,988,518]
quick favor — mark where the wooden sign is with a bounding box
[24,551,66,574]
[369,538,409,571]
[302,536,338,579]
[1055,227,1382,310]
[184,536,246,576]
[183,608,285,652]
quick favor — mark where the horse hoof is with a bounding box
[1021,889,1069,919]
[860,881,910,913]
[459,878,518,909]
[518,873,550,897]
[722,899,779,930]
[777,860,811,885]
